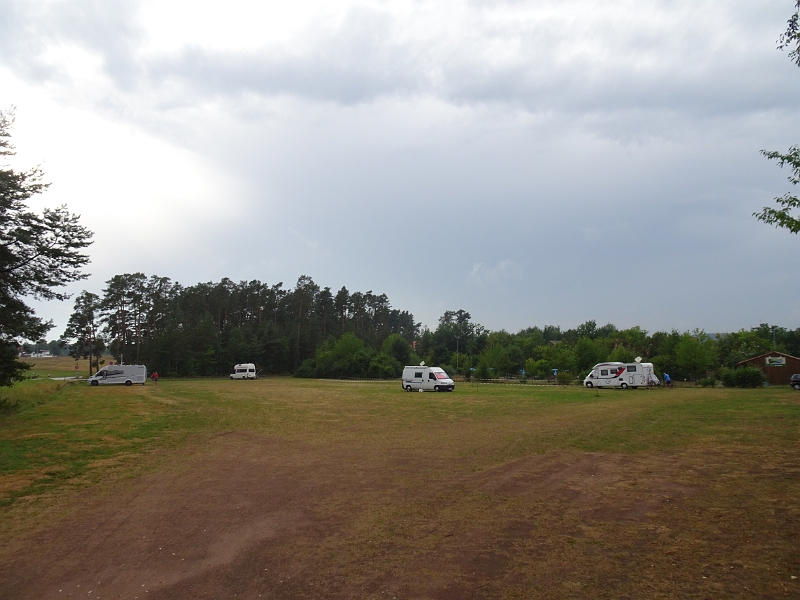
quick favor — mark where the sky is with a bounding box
[2,0,799,337]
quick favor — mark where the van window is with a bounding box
[414,372,423,378]
[248,368,255,372]
[627,365,637,372]
[434,372,449,380]
[237,368,246,373]
[429,373,436,380]
[600,369,608,376]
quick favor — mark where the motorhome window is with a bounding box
[434,372,449,379]
[248,368,255,372]
[414,372,422,378]
[237,369,246,373]
[600,369,608,376]
[627,366,637,372]
[429,373,436,380]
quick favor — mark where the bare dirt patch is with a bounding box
[0,431,797,599]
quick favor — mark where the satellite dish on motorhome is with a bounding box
[420,361,425,366]
[635,356,642,363]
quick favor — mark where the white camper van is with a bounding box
[583,361,657,389]
[230,363,257,380]
[87,364,147,386]
[401,365,455,392]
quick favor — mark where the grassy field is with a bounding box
[20,355,95,379]
[1,378,798,598]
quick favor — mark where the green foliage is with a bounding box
[608,345,635,363]
[0,109,93,386]
[529,359,550,379]
[368,353,401,379]
[719,367,767,388]
[311,333,373,378]
[755,146,800,234]
[382,334,413,365]
[475,360,492,380]
[556,371,574,386]
[778,0,800,66]
[574,337,606,372]
[675,332,716,381]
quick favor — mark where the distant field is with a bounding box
[0,379,798,598]
[22,355,94,378]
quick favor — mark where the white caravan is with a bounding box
[87,364,147,386]
[230,363,257,380]
[401,365,455,392]
[583,361,657,389]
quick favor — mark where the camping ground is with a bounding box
[0,377,798,598]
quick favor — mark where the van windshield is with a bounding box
[434,372,450,380]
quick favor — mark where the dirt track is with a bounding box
[1,427,798,599]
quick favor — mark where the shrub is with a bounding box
[719,367,767,388]
[556,371,574,386]
[295,359,316,378]
[699,377,716,388]
[367,353,401,379]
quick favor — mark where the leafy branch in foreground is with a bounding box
[754,147,800,234]
[778,0,800,66]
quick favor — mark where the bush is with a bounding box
[295,359,316,378]
[719,367,767,388]
[367,353,401,379]
[699,377,716,388]
[556,371,574,386]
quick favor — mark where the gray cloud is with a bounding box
[3,0,800,334]
[2,0,795,120]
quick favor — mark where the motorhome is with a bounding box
[401,365,455,392]
[230,363,257,380]
[583,361,657,389]
[87,364,147,386]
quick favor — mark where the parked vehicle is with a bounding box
[791,374,800,390]
[87,364,146,386]
[230,363,257,380]
[402,365,455,392]
[583,361,656,389]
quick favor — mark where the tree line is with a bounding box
[60,274,418,377]
[58,277,800,383]
[410,314,800,383]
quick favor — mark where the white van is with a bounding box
[230,363,257,380]
[401,365,455,392]
[87,364,146,386]
[583,361,657,389]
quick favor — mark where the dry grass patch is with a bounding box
[0,379,798,598]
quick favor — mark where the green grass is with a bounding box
[0,379,798,510]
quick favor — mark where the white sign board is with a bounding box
[765,356,786,366]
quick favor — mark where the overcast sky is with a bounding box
[2,0,799,336]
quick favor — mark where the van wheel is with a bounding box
[793,383,800,390]
[620,383,628,389]
[91,380,99,386]
[125,380,133,386]
[586,381,593,388]
[434,386,440,392]
[405,385,413,392]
